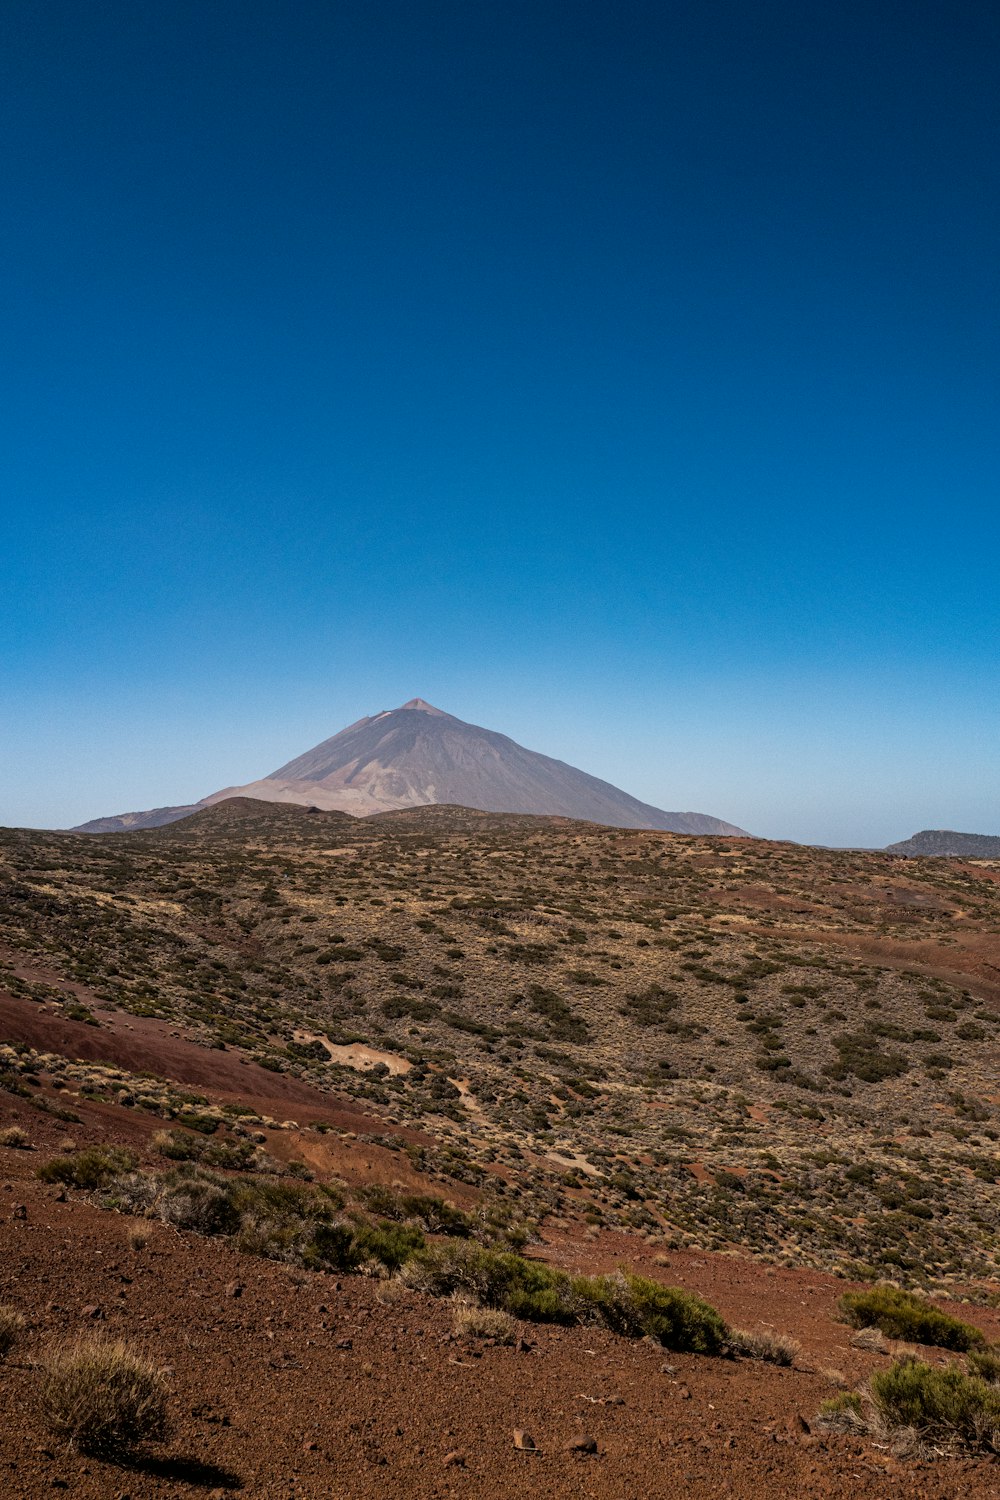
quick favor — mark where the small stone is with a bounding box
[303,1440,318,1452]
[335,1337,352,1350]
[11,1204,27,1220]
[564,1435,598,1454]
[225,1280,244,1299]
[81,1304,103,1320]
[677,1385,692,1400]
[513,1429,537,1451]
[443,1450,466,1467]
[787,1413,811,1435]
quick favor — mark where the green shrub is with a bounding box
[817,1390,864,1429]
[358,1185,472,1236]
[39,1338,169,1456]
[608,1274,729,1354]
[38,1148,136,1190]
[151,1128,200,1161]
[400,1247,729,1349]
[967,1348,1000,1384]
[840,1286,985,1351]
[353,1221,425,1272]
[871,1357,1000,1452]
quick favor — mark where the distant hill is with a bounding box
[73,803,203,834]
[886,829,1000,859]
[72,698,749,837]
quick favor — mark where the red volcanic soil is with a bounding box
[0,990,428,1143]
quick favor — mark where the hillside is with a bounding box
[7,798,1000,1279]
[887,829,1000,859]
[73,699,748,835]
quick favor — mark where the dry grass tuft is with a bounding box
[0,1305,26,1359]
[851,1324,890,1353]
[451,1295,520,1344]
[731,1324,801,1366]
[0,1126,30,1149]
[39,1338,170,1456]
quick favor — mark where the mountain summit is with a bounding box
[73,699,749,835]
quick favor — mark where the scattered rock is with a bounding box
[677,1385,692,1400]
[564,1434,598,1454]
[443,1449,466,1467]
[81,1304,103,1320]
[225,1280,244,1299]
[513,1429,537,1451]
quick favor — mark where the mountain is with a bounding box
[72,697,749,836]
[886,829,1000,859]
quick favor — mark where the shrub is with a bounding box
[104,1171,160,1217]
[0,1304,25,1358]
[400,1249,729,1350]
[401,1242,573,1318]
[840,1286,985,1351]
[968,1348,1000,1384]
[0,1126,29,1149]
[353,1221,425,1273]
[817,1390,864,1431]
[871,1356,1000,1453]
[731,1325,801,1366]
[37,1148,136,1190]
[359,1185,472,1236]
[151,1128,200,1161]
[599,1274,729,1354]
[158,1177,239,1236]
[39,1338,169,1456]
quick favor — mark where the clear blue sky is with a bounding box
[2,0,998,844]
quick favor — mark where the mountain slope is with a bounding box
[73,698,749,835]
[886,829,1000,858]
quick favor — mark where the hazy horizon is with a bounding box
[2,2,998,846]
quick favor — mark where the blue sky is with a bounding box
[2,0,998,844]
